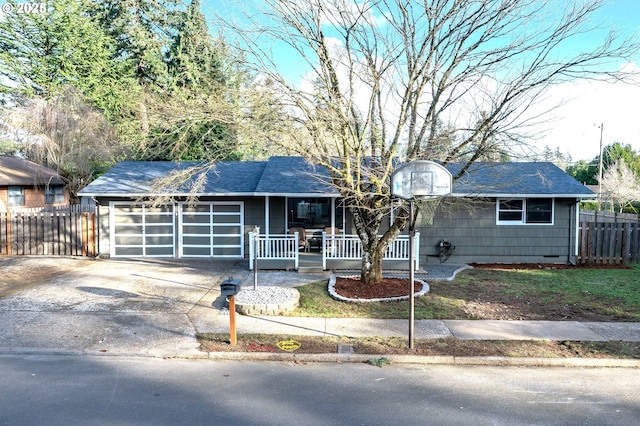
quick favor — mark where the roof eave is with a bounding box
[450,193,597,198]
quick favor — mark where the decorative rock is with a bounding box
[233,286,300,315]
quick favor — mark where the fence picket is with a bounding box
[0,206,97,257]
[578,220,640,265]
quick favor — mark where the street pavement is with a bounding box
[0,257,639,365]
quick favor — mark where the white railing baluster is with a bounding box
[250,232,420,271]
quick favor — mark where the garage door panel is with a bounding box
[182,247,211,256]
[212,247,242,256]
[182,225,209,234]
[115,225,143,234]
[182,235,210,245]
[116,247,145,256]
[145,247,174,257]
[213,204,241,213]
[212,216,240,224]
[111,203,175,258]
[179,202,243,258]
[145,236,174,245]
[144,224,173,234]
[211,235,241,245]
[114,236,143,245]
[213,225,241,233]
[182,215,210,224]
[111,202,243,259]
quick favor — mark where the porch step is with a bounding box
[297,266,325,274]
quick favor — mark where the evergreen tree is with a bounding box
[167,0,225,93]
[0,0,134,113]
[140,0,244,162]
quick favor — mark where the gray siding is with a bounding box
[418,198,577,264]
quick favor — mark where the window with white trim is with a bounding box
[497,198,553,225]
[8,186,24,206]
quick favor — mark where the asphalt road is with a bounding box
[1,355,638,425]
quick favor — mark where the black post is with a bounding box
[409,199,415,349]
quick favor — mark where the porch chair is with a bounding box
[289,227,308,252]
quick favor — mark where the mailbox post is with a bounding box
[220,277,241,345]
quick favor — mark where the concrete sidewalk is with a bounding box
[0,257,639,363]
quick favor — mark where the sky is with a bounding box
[202,0,640,162]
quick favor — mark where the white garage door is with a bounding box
[110,203,175,257]
[179,202,244,258]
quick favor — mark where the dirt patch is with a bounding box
[199,334,640,359]
[0,257,87,298]
[469,263,632,270]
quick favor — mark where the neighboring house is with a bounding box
[77,156,595,265]
[0,156,68,210]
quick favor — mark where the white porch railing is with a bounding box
[248,231,420,271]
[248,232,299,270]
[322,232,420,270]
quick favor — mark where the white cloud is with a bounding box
[535,63,640,161]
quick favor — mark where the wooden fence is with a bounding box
[580,211,640,223]
[577,221,640,265]
[0,205,97,257]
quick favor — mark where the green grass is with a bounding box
[287,267,640,321]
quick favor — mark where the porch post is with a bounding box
[331,197,336,230]
[264,196,270,257]
[264,196,270,237]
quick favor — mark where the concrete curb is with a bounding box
[3,348,637,368]
[203,351,640,367]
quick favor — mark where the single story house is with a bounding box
[0,156,68,210]
[77,156,595,266]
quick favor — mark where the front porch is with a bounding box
[248,231,420,272]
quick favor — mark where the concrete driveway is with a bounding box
[0,257,253,357]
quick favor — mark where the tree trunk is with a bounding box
[360,244,384,285]
[351,206,408,285]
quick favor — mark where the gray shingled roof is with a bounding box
[0,156,64,186]
[254,156,337,195]
[79,157,594,199]
[78,161,268,196]
[447,162,595,197]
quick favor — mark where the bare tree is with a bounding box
[4,87,124,201]
[600,160,640,213]
[225,0,639,284]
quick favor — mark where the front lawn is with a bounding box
[288,267,640,321]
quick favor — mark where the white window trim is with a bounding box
[496,198,555,226]
[8,186,24,206]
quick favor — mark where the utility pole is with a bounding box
[596,123,604,211]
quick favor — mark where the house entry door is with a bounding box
[178,202,244,258]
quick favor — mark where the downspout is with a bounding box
[91,197,101,258]
[570,199,580,265]
[331,197,336,230]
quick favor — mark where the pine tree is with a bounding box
[0,0,134,113]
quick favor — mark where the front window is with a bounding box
[497,198,553,225]
[8,186,24,206]
[45,185,65,204]
[287,198,343,229]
